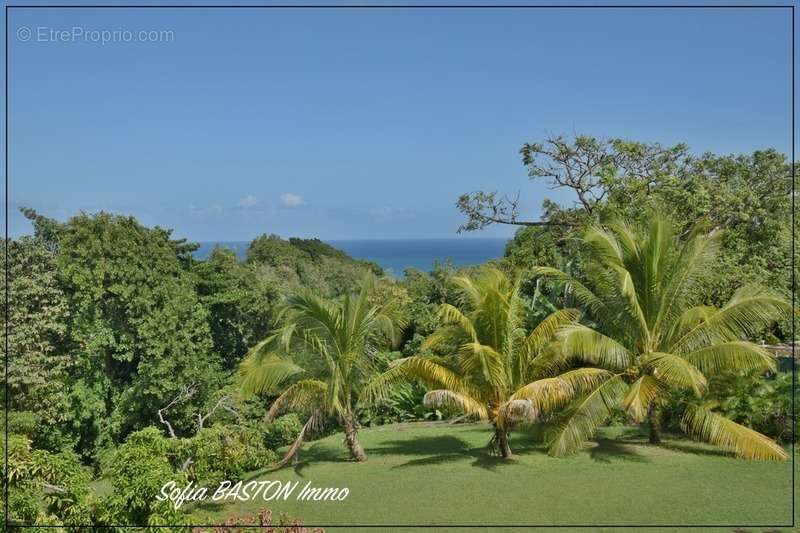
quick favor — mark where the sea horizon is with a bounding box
[194,237,509,276]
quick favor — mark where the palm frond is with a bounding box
[524,308,581,356]
[530,266,605,315]
[683,341,776,375]
[436,303,478,341]
[510,377,576,413]
[681,405,788,461]
[623,375,665,423]
[546,375,628,457]
[496,399,539,429]
[239,354,306,396]
[556,367,618,395]
[265,379,328,420]
[584,225,625,268]
[641,353,706,395]
[672,286,791,352]
[457,341,508,392]
[423,389,488,419]
[361,356,479,405]
[559,324,633,370]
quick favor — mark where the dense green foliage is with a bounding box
[4,135,794,526]
[3,209,380,527]
[494,137,793,324]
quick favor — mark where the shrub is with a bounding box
[97,427,184,526]
[185,424,277,486]
[262,414,303,450]
[2,433,94,528]
[662,371,796,443]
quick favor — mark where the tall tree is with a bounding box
[239,277,404,462]
[28,210,223,454]
[2,236,73,450]
[365,268,600,459]
[193,247,277,370]
[535,216,790,460]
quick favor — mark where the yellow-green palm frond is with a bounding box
[640,353,706,395]
[684,341,776,376]
[457,342,508,392]
[607,220,642,262]
[509,377,576,413]
[420,324,465,352]
[361,356,479,406]
[681,405,788,461]
[559,324,633,370]
[265,379,328,421]
[524,308,581,356]
[584,225,626,268]
[530,266,604,315]
[555,367,617,395]
[546,375,628,457]
[672,286,792,353]
[616,268,650,343]
[436,303,478,341]
[451,273,482,308]
[239,353,306,397]
[525,340,571,378]
[669,305,718,339]
[623,375,666,423]
[423,389,488,419]
[653,229,720,336]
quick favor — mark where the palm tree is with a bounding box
[534,216,791,460]
[239,277,404,462]
[364,268,603,458]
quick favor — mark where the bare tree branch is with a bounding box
[157,383,197,438]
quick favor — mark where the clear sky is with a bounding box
[6,6,793,241]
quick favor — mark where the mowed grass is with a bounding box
[189,422,794,530]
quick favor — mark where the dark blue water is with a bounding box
[194,239,508,276]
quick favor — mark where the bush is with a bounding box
[2,433,94,528]
[97,427,184,526]
[185,424,277,486]
[662,371,796,443]
[262,414,303,450]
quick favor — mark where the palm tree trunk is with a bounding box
[341,415,367,462]
[648,406,662,444]
[494,424,513,459]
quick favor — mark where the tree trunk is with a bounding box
[494,424,513,459]
[648,406,662,444]
[342,415,367,462]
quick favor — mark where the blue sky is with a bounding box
[6,6,793,240]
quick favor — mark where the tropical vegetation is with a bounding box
[3,135,794,528]
[239,278,406,462]
[532,216,791,459]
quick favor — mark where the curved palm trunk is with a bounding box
[341,415,367,462]
[267,417,313,470]
[648,406,662,444]
[494,423,513,459]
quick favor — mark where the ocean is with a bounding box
[194,238,509,277]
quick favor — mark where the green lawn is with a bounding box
[188,422,794,531]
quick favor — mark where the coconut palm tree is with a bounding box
[364,268,605,458]
[535,216,791,460]
[239,277,404,462]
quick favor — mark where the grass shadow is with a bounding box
[389,430,547,471]
[372,435,472,457]
[658,440,736,458]
[589,438,650,463]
